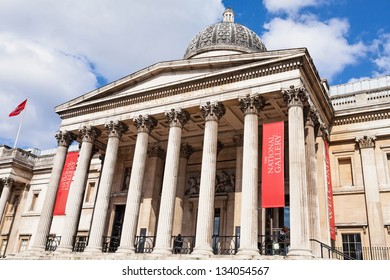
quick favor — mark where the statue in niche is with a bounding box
[184,170,235,196]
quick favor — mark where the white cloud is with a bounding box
[261,16,367,81]
[263,0,323,14]
[372,34,390,76]
[0,0,224,150]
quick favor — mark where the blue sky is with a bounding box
[0,1,389,150]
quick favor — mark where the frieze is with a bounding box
[334,112,390,126]
[185,169,235,196]
[59,60,302,119]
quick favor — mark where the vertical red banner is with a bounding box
[324,141,336,240]
[261,121,285,208]
[53,151,79,215]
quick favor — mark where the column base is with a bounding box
[286,248,314,259]
[83,246,103,254]
[236,247,259,257]
[151,247,172,255]
[28,245,46,253]
[54,246,73,254]
[191,247,213,256]
[115,246,136,255]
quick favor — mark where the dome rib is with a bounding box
[184,8,267,59]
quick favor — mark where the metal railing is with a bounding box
[333,246,390,260]
[135,235,155,253]
[171,235,195,254]
[45,235,61,251]
[258,234,290,256]
[212,235,239,255]
[310,239,355,260]
[102,236,120,253]
[73,236,88,252]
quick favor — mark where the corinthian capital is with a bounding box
[200,101,226,122]
[1,177,14,187]
[304,106,320,127]
[239,94,265,115]
[55,130,77,147]
[165,108,190,128]
[133,115,158,133]
[79,126,102,143]
[356,135,376,149]
[105,120,129,139]
[282,85,308,108]
[180,143,193,159]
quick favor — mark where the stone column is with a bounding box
[192,101,225,255]
[153,109,190,254]
[85,121,128,253]
[305,107,322,257]
[56,126,101,253]
[237,94,265,256]
[0,178,14,225]
[233,135,243,235]
[117,115,157,254]
[30,131,76,252]
[172,143,193,236]
[282,85,313,258]
[356,136,386,247]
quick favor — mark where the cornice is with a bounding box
[58,57,303,119]
[333,110,390,126]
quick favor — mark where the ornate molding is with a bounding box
[148,146,166,159]
[165,108,190,128]
[105,120,129,139]
[1,177,14,187]
[79,126,102,143]
[304,106,320,128]
[180,143,193,159]
[282,85,308,108]
[200,101,226,122]
[238,94,265,115]
[133,114,158,133]
[55,130,77,148]
[59,60,302,120]
[356,135,376,149]
[334,112,390,126]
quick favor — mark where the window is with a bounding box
[387,154,390,175]
[342,233,363,260]
[84,182,96,203]
[18,236,30,253]
[29,192,39,211]
[0,239,7,257]
[338,158,354,186]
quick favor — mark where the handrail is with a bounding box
[310,239,355,260]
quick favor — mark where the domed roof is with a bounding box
[184,8,267,59]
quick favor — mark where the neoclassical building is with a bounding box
[0,8,389,260]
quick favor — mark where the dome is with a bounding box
[184,8,267,59]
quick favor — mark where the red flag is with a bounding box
[9,99,27,117]
[261,121,285,208]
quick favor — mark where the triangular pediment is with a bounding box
[55,48,308,115]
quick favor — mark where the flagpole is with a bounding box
[13,98,28,149]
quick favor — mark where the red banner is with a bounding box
[324,141,336,240]
[53,151,79,215]
[261,122,285,208]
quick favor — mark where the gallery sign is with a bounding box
[261,121,285,208]
[53,151,79,215]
